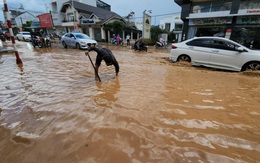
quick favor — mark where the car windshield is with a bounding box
[75,34,90,39]
[23,33,30,35]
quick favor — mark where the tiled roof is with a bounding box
[61,0,125,25]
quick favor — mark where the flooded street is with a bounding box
[0,41,260,163]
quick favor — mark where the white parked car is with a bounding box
[61,32,98,49]
[16,31,31,41]
[170,37,260,71]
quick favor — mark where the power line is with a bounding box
[135,11,182,19]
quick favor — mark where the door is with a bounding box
[209,39,244,71]
[186,38,213,65]
[69,33,77,47]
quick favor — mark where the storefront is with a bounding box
[176,0,260,49]
[187,17,232,38]
[231,15,260,49]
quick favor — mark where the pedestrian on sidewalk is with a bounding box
[126,34,130,46]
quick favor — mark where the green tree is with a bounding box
[150,25,164,41]
[104,20,135,35]
[111,21,125,35]
[168,29,176,43]
[22,21,32,30]
[150,25,176,43]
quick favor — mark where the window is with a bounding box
[67,13,74,22]
[191,1,232,13]
[165,23,171,32]
[175,24,183,31]
[186,38,212,48]
[200,3,210,13]
[239,0,260,9]
[211,39,241,51]
[96,0,111,11]
[211,2,222,12]
[211,2,231,12]
[230,27,260,49]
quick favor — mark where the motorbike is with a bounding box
[111,38,123,45]
[155,41,165,48]
[42,36,52,48]
[5,32,11,41]
[32,36,43,48]
[0,33,6,42]
[132,42,148,52]
[32,36,51,48]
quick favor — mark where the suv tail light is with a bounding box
[171,45,177,49]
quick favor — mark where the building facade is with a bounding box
[50,0,106,34]
[175,0,260,49]
[159,14,183,42]
[15,12,39,28]
[59,0,126,41]
[50,0,140,42]
[2,4,43,31]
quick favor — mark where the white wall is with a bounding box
[159,14,183,31]
[15,12,38,27]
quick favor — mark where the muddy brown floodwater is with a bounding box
[0,41,260,163]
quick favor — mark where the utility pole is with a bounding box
[3,0,22,65]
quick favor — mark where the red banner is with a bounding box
[38,13,53,28]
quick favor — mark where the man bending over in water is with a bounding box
[85,47,119,80]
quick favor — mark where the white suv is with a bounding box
[16,31,31,41]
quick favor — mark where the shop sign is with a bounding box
[31,21,40,27]
[189,17,232,26]
[38,13,53,28]
[80,19,95,25]
[225,29,232,39]
[238,9,260,15]
[237,16,260,24]
[247,10,260,14]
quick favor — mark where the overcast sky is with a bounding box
[0,0,181,25]
[103,0,181,24]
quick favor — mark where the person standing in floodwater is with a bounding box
[126,34,130,46]
[85,46,119,80]
[116,34,121,45]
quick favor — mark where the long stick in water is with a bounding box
[87,54,101,82]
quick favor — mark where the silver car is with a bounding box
[61,32,98,49]
[170,37,260,72]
